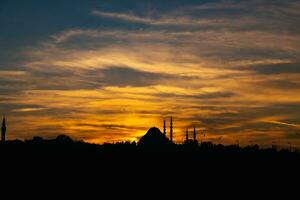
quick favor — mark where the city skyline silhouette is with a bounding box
[1,115,299,152]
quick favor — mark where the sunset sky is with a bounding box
[1,0,300,147]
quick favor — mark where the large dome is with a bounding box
[138,127,172,147]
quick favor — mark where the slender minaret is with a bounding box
[185,128,189,142]
[170,116,173,142]
[193,127,196,142]
[1,116,6,143]
[163,119,166,136]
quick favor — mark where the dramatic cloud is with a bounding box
[1,0,300,148]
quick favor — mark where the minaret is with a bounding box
[185,128,189,142]
[170,116,173,142]
[193,127,196,142]
[1,117,6,143]
[163,119,166,136]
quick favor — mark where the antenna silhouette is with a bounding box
[170,116,173,143]
[1,116,6,143]
[163,119,166,136]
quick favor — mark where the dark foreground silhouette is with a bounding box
[1,130,299,193]
[1,133,299,171]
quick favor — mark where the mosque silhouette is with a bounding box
[138,117,199,147]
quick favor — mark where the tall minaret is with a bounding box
[1,117,6,143]
[163,119,166,136]
[193,127,196,142]
[185,128,189,142]
[170,116,173,142]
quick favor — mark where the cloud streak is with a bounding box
[91,10,218,26]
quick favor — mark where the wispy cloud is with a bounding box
[91,10,159,25]
[265,120,300,128]
[91,10,214,26]
[257,116,300,128]
[13,107,47,112]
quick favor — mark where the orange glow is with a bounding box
[3,4,300,149]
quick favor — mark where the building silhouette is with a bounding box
[1,116,6,143]
[161,117,200,145]
[184,126,198,145]
[138,127,172,147]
